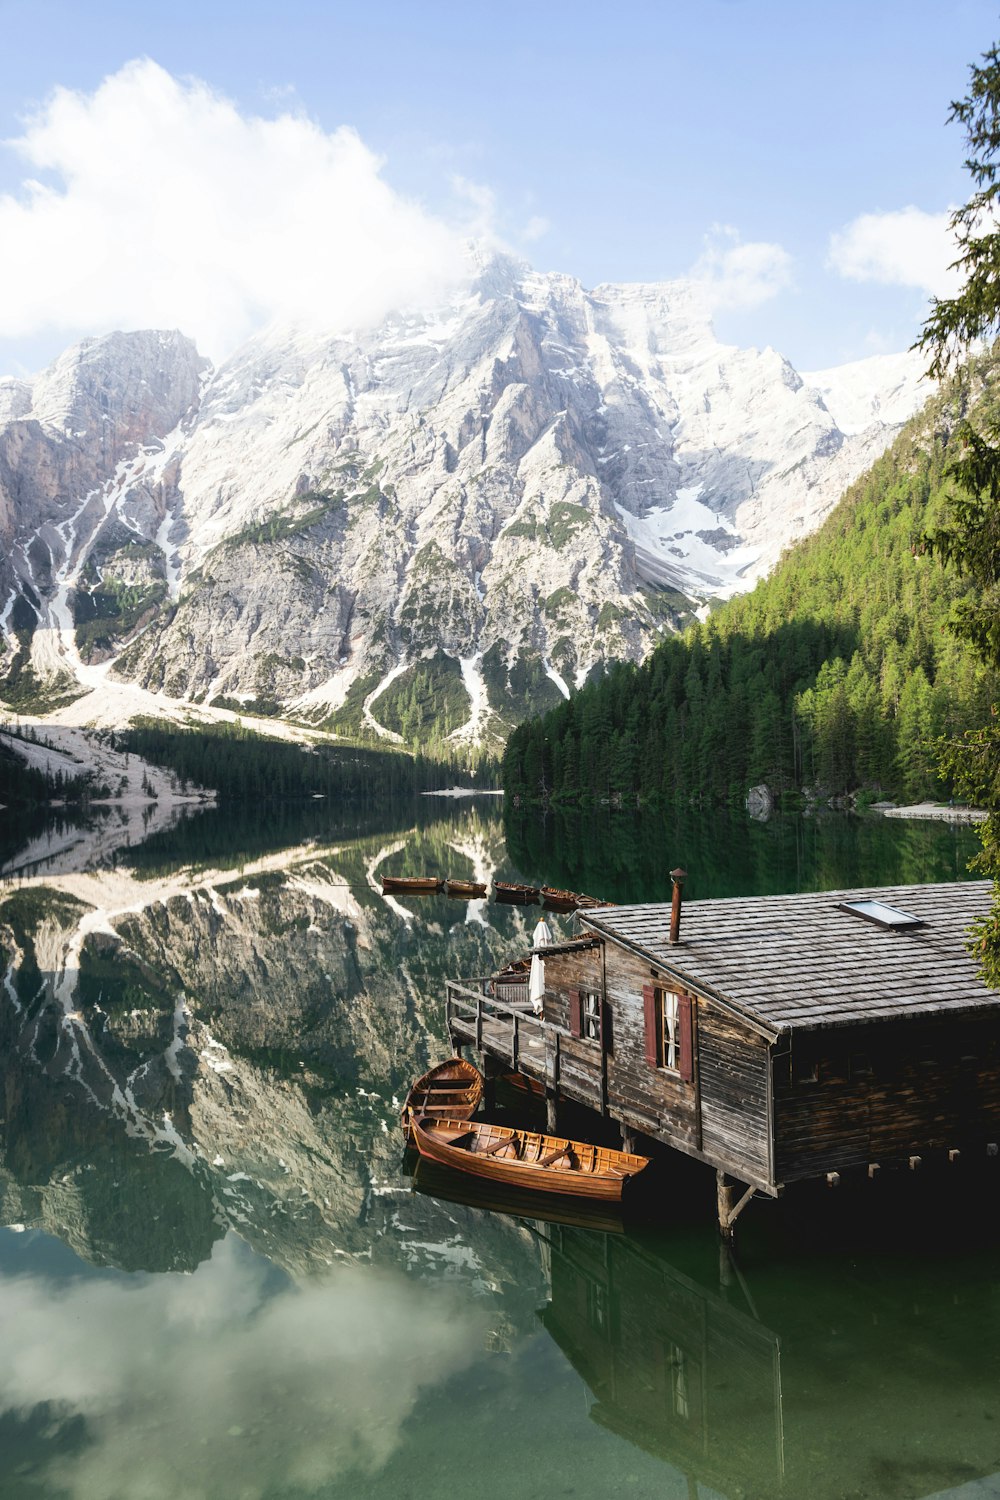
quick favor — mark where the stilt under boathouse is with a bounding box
[446,875,1000,1235]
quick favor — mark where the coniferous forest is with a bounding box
[118,718,498,802]
[502,354,1000,807]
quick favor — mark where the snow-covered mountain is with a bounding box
[0,254,931,744]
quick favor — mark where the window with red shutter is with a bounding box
[642,984,658,1066]
[677,993,694,1082]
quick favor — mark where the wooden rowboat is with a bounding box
[401,1057,483,1144]
[499,1070,545,1098]
[381,875,443,895]
[493,880,540,906]
[445,878,488,899]
[410,1158,626,1234]
[410,1115,650,1202]
[540,885,584,913]
[541,885,613,912]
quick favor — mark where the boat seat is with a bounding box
[536,1145,572,1168]
[483,1134,518,1156]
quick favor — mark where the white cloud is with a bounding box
[827,206,961,298]
[0,60,478,361]
[690,225,794,311]
[522,214,550,243]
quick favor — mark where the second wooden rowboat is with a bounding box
[401,1057,483,1144]
[410,1115,650,1202]
[493,880,540,906]
[540,885,614,912]
[445,878,488,899]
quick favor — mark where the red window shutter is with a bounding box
[569,989,582,1037]
[642,985,658,1066]
[678,993,694,1082]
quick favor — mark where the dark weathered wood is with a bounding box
[700,1008,770,1180]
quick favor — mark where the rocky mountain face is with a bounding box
[0,256,930,744]
[0,811,549,1281]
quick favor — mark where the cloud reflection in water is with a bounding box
[0,1233,485,1499]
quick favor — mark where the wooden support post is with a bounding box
[717,1170,735,1242]
[621,1124,638,1155]
[546,1091,558,1134]
[716,1170,756,1241]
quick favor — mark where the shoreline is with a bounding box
[882,802,987,823]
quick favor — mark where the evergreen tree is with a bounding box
[917,39,1000,983]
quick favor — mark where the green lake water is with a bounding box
[0,797,997,1500]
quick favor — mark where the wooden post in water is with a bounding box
[482,1055,499,1112]
[717,1169,735,1242]
[621,1124,638,1154]
[716,1169,755,1242]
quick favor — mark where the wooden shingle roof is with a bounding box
[581,881,996,1035]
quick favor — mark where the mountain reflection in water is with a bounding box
[0,798,995,1500]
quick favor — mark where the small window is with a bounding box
[838,899,924,930]
[587,1280,608,1334]
[583,991,602,1042]
[668,1344,690,1420]
[661,990,680,1071]
[793,1052,819,1084]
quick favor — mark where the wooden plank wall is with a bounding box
[542,950,605,1111]
[544,945,774,1182]
[774,1013,1000,1180]
[605,948,700,1148]
[698,1007,771,1182]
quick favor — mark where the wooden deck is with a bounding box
[446,980,606,1115]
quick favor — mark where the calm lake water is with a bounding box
[0,797,997,1500]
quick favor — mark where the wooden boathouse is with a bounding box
[446,876,1000,1232]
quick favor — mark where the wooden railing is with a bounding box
[445,979,550,1072]
[445,979,604,1114]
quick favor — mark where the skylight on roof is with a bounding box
[838,899,925,931]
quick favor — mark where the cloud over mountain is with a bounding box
[0,59,471,360]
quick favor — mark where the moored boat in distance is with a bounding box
[445,878,488,899]
[409,1115,651,1202]
[539,885,613,913]
[401,1057,483,1144]
[381,875,443,894]
[492,880,540,906]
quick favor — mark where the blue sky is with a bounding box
[0,0,997,374]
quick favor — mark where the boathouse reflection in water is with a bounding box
[539,1226,784,1495]
[534,1210,1000,1500]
